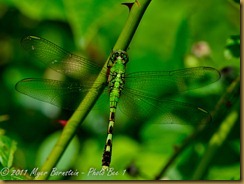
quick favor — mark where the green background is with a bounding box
[0,0,240,180]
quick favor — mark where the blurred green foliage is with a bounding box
[224,35,240,59]
[0,0,240,180]
[0,135,17,168]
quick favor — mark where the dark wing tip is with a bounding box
[203,66,222,82]
[21,35,40,42]
[15,79,25,92]
[20,35,41,51]
[15,78,35,93]
[197,107,212,123]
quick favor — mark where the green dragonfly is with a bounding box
[16,36,221,169]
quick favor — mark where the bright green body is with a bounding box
[102,51,129,168]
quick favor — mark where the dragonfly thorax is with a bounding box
[107,51,128,94]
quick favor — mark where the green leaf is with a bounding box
[207,164,240,180]
[224,35,240,59]
[169,17,190,69]
[63,0,127,48]
[3,0,66,20]
[0,135,17,168]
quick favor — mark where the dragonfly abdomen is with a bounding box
[102,91,121,168]
[102,111,115,168]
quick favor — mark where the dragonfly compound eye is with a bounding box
[110,53,117,63]
[120,52,129,63]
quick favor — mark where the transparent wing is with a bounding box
[124,67,221,98]
[119,88,211,124]
[15,78,105,111]
[21,36,102,79]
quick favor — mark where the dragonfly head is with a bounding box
[108,50,129,67]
